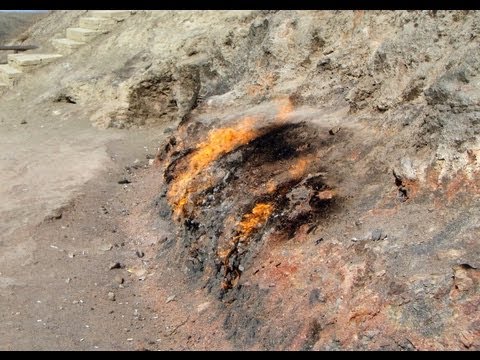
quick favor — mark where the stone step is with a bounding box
[66,27,102,42]
[51,38,85,55]
[8,53,63,71]
[0,81,8,88]
[0,64,22,86]
[79,16,116,31]
[89,10,132,21]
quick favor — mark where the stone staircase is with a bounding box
[0,10,133,90]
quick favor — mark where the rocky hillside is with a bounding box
[1,10,479,350]
[0,11,47,43]
[0,11,48,62]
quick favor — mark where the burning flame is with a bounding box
[168,117,258,218]
[217,202,274,262]
[237,202,274,241]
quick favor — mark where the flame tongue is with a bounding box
[167,98,295,219]
[217,202,274,262]
[217,202,274,290]
[167,117,258,218]
[237,202,274,241]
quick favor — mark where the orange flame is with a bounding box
[217,202,274,262]
[168,117,258,218]
[237,202,274,241]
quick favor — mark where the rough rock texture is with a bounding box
[1,10,479,350]
[0,11,48,63]
[152,10,480,350]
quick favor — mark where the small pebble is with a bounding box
[108,292,116,301]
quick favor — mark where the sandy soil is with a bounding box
[0,102,175,350]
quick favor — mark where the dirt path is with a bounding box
[0,105,174,350]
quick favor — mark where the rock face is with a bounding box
[151,10,480,350]
[156,99,480,350]
[3,10,479,350]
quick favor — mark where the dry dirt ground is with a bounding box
[0,102,241,351]
[0,106,172,350]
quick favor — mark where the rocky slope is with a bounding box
[0,11,48,62]
[153,10,480,350]
[1,10,479,350]
[0,11,47,43]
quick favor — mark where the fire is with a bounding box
[189,117,256,173]
[177,196,188,209]
[168,117,258,218]
[237,202,274,241]
[217,202,274,263]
